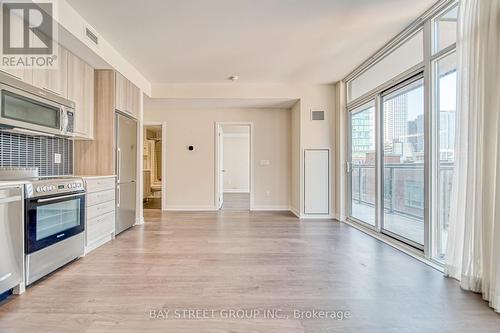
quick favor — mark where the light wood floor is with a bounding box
[1,211,499,332]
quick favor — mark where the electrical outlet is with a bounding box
[54,153,61,164]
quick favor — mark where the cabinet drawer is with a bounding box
[87,189,115,207]
[86,177,115,193]
[87,200,115,220]
[87,211,115,244]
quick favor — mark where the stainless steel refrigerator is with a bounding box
[115,112,137,235]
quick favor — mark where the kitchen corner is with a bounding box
[0,46,139,298]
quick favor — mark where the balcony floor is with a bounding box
[351,202,424,245]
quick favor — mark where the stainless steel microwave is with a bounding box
[0,72,75,137]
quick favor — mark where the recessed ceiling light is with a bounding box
[228,75,239,81]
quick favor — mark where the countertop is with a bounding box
[77,175,117,180]
[0,180,28,187]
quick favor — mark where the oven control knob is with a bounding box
[36,186,41,192]
[42,186,47,192]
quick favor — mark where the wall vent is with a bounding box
[311,110,325,121]
[85,27,99,45]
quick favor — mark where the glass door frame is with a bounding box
[378,73,426,251]
[347,98,378,230]
[347,66,428,247]
[344,0,458,266]
[430,45,457,261]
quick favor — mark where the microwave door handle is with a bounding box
[60,108,68,134]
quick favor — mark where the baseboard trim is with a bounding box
[299,214,336,220]
[165,205,218,211]
[251,205,290,211]
[290,206,300,218]
[135,216,145,225]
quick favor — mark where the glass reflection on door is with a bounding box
[350,101,376,226]
[36,199,81,240]
[434,52,457,260]
[381,77,425,247]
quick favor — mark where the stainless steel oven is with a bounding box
[0,72,75,137]
[25,192,85,254]
[24,177,85,285]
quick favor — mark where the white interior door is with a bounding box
[304,149,329,214]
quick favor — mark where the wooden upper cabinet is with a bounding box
[0,66,33,84]
[0,9,33,83]
[114,72,127,113]
[67,52,95,140]
[129,80,141,118]
[114,71,140,119]
[32,43,68,98]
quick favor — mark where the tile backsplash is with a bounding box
[0,132,73,176]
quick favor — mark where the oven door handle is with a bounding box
[36,193,85,203]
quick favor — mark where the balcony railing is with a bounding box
[351,162,454,221]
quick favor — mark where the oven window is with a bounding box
[36,198,81,240]
[1,91,61,129]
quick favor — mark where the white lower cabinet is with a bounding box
[84,176,116,254]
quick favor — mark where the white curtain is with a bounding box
[445,0,500,312]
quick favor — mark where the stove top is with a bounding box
[24,177,85,198]
[0,167,85,198]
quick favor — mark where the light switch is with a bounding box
[54,153,61,164]
[260,160,270,166]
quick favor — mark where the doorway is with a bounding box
[143,124,165,210]
[215,123,252,211]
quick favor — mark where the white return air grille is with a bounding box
[85,27,99,45]
[311,110,325,121]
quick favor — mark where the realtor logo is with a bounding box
[1,0,58,69]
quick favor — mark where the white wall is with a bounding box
[222,129,250,193]
[144,106,291,210]
[148,84,336,217]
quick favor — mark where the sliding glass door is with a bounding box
[345,1,458,262]
[349,101,376,226]
[381,76,425,248]
[433,52,457,260]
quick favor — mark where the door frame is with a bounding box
[143,121,167,211]
[214,122,254,210]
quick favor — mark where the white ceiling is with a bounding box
[67,0,435,84]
